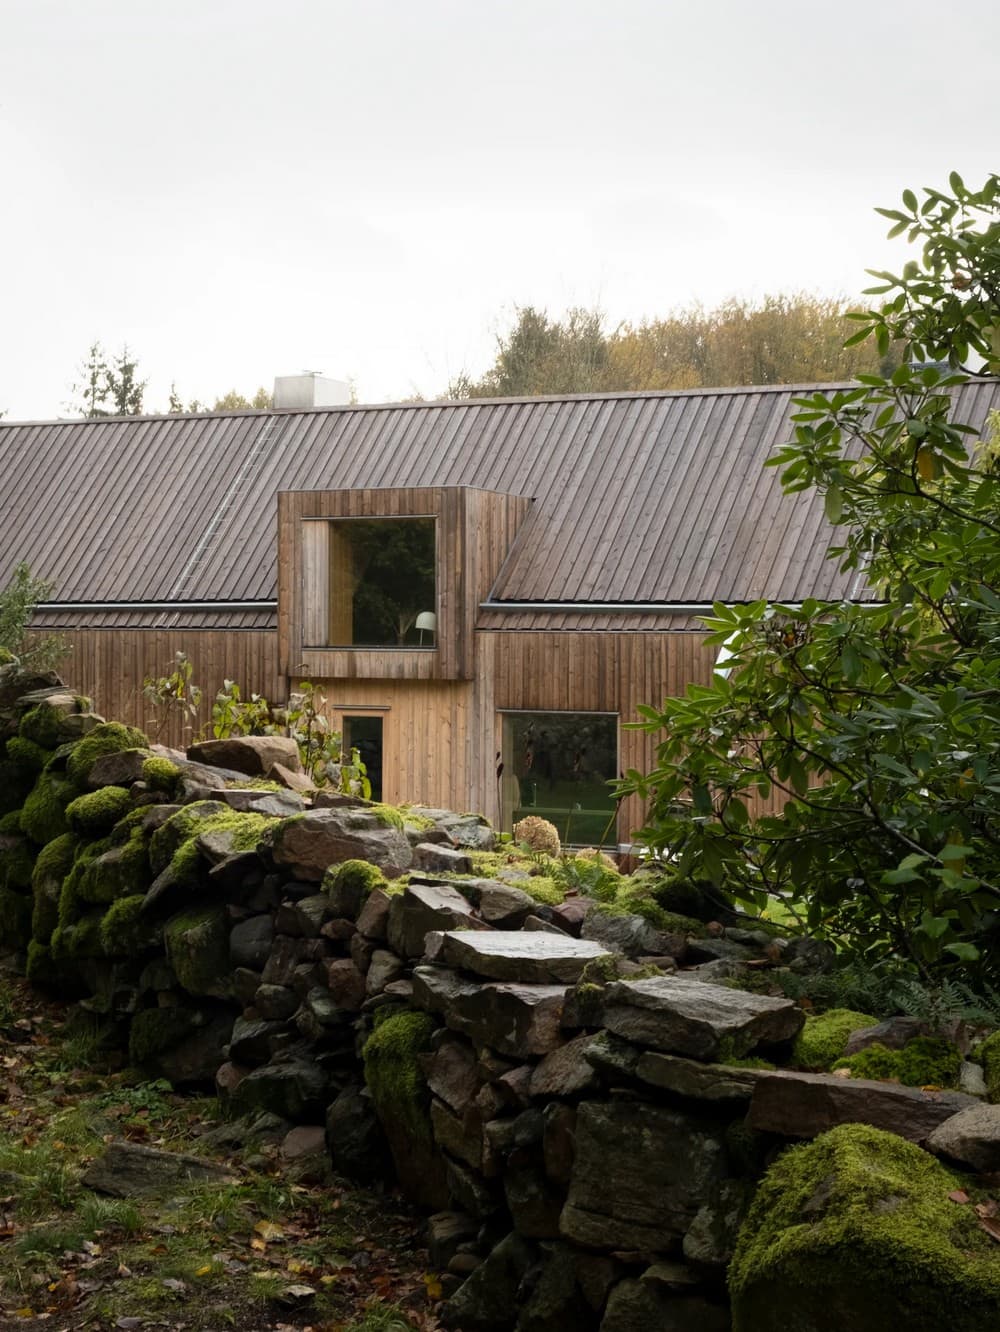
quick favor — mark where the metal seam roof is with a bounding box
[4,380,1000,615]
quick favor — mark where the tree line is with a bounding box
[57,293,898,420]
[448,294,900,400]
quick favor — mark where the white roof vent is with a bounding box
[273,373,352,409]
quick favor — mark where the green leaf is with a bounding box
[945,941,980,962]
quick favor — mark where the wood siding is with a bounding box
[302,628,720,843]
[277,487,531,684]
[34,629,281,749]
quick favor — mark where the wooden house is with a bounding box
[5,380,999,845]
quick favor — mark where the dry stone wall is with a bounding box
[3,665,1000,1332]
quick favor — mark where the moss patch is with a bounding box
[6,735,52,776]
[66,786,133,838]
[66,723,149,787]
[20,770,76,846]
[792,1009,878,1072]
[149,802,272,886]
[163,907,232,999]
[362,1010,438,1146]
[367,803,405,830]
[729,1123,1000,1332]
[141,756,181,793]
[100,895,163,957]
[51,910,105,961]
[31,832,78,942]
[833,1036,962,1088]
[18,702,79,750]
[324,858,389,916]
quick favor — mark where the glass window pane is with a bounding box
[328,518,436,648]
[502,711,618,846]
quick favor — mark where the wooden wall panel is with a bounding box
[37,629,281,749]
[319,678,482,813]
[301,521,329,647]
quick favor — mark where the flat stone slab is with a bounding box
[748,1069,978,1142]
[438,930,611,984]
[636,1050,768,1102]
[82,1141,235,1197]
[412,965,567,1057]
[602,975,803,1060]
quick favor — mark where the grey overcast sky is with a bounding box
[2,0,998,419]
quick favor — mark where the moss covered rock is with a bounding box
[65,723,149,788]
[20,769,76,845]
[18,698,98,750]
[6,735,53,776]
[141,756,181,794]
[793,1009,878,1072]
[729,1123,1000,1331]
[149,801,271,886]
[76,834,151,905]
[164,906,233,999]
[324,858,389,917]
[51,910,105,961]
[100,894,163,956]
[363,1009,447,1208]
[65,786,133,837]
[30,831,78,942]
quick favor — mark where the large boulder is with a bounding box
[730,1123,1000,1331]
[82,1141,234,1197]
[272,808,412,881]
[187,735,302,776]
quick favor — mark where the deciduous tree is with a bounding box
[620,173,1000,983]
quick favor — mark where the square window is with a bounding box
[328,517,436,648]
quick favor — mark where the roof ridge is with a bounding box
[9,376,996,429]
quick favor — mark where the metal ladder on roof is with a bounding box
[158,417,289,625]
